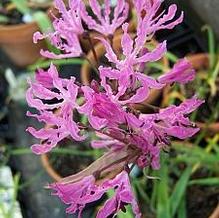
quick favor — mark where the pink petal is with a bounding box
[135,41,167,63]
[121,23,134,56]
[96,37,119,64]
[158,58,195,84]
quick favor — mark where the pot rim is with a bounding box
[41,153,62,181]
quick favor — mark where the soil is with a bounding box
[187,185,219,218]
[137,165,219,218]
[48,139,94,178]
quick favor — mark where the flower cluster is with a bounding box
[27,0,203,217]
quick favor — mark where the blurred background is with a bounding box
[0,0,219,217]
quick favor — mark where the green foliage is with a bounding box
[156,161,171,218]
[28,58,85,72]
[177,195,187,218]
[0,15,9,24]
[10,0,30,15]
[202,25,216,70]
[189,177,219,186]
[169,167,192,217]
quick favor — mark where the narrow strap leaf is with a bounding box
[170,166,192,217]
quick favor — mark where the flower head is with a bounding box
[26,64,85,154]
[33,0,84,59]
[158,58,195,84]
[50,171,141,218]
[81,0,129,36]
[134,0,183,48]
[27,0,203,217]
[99,66,164,104]
[140,96,204,141]
[35,68,53,88]
[78,86,125,129]
[97,171,141,218]
[97,23,167,70]
[50,175,104,216]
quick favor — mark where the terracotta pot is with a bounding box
[41,153,62,181]
[0,22,46,67]
[209,204,219,218]
[0,4,57,68]
[81,34,169,110]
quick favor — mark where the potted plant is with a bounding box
[0,0,53,67]
[27,0,204,217]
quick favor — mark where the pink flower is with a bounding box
[121,97,204,169]
[81,0,129,36]
[127,133,161,169]
[134,0,183,49]
[97,23,167,70]
[35,68,53,88]
[26,64,85,154]
[97,171,141,218]
[158,59,195,84]
[50,171,141,218]
[78,86,125,129]
[91,132,124,149]
[33,0,83,59]
[99,66,164,104]
[50,175,104,217]
[140,96,204,140]
[25,0,203,217]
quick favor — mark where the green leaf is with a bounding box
[133,180,150,203]
[81,115,88,125]
[28,58,85,71]
[117,205,133,218]
[0,15,9,23]
[170,167,192,217]
[165,52,178,63]
[202,25,216,70]
[10,0,30,14]
[156,158,171,218]
[177,195,187,218]
[189,177,219,186]
[8,174,20,217]
[150,172,158,210]
[33,11,52,32]
[10,147,96,156]
[147,62,166,72]
[208,58,219,96]
[172,142,219,166]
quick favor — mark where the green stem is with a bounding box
[9,147,96,157]
[28,58,85,71]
